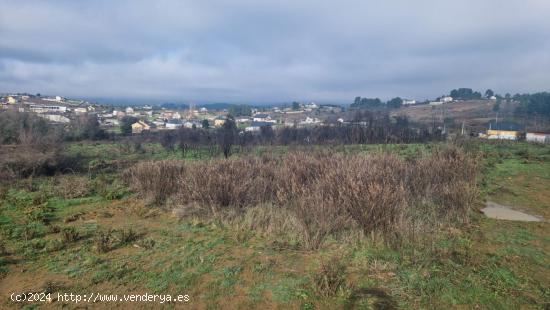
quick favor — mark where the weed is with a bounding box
[61,227,79,243]
[313,255,348,297]
[117,228,139,245]
[94,230,114,253]
[136,238,156,250]
[55,175,90,199]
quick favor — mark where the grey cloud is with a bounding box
[1,0,549,103]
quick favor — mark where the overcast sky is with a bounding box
[1,0,549,104]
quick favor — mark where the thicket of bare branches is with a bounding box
[124,146,479,249]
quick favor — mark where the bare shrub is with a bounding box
[123,160,185,205]
[125,146,479,249]
[55,175,90,199]
[292,192,351,250]
[182,157,277,214]
[335,154,409,239]
[409,146,479,223]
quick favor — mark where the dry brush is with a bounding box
[123,146,479,249]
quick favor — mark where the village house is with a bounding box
[38,114,70,123]
[131,121,151,134]
[526,132,550,143]
[305,102,319,109]
[214,116,226,127]
[402,99,416,105]
[236,117,251,124]
[29,105,68,113]
[42,96,65,102]
[486,122,523,140]
[73,107,88,114]
[441,96,453,103]
[245,121,273,132]
[300,117,321,125]
[166,119,183,129]
[252,113,272,122]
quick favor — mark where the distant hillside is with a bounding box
[391,100,518,128]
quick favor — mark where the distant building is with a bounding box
[214,116,226,127]
[166,119,183,129]
[42,96,65,102]
[74,107,87,114]
[7,96,17,104]
[183,121,198,128]
[305,102,319,109]
[300,117,321,125]
[245,121,273,132]
[30,105,68,113]
[526,132,550,143]
[429,101,443,106]
[252,113,272,122]
[441,96,453,103]
[38,114,70,123]
[131,121,151,133]
[402,99,416,105]
[199,107,208,113]
[125,107,135,114]
[486,121,523,140]
[236,117,251,123]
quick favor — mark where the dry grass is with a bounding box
[55,175,91,199]
[124,146,479,249]
[122,160,185,205]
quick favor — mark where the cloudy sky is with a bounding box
[1,0,549,104]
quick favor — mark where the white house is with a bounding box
[236,117,251,123]
[252,113,272,122]
[300,117,321,125]
[305,102,319,109]
[125,107,135,114]
[402,99,416,105]
[245,121,273,132]
[42,96,65,102]
[429,101,443,106]
[441,96,453,103]
[38,114,70,123]
[166,119,183,129]
[30,105,68,113]
[526,132,550,143]
[74,107,87,114]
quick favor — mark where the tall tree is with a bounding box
[387,97,403,109]
[217,115,237,158]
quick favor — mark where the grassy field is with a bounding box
[0,140,548,309]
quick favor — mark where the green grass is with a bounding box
[0,140,548,309]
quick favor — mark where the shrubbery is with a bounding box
[124,146,479,249]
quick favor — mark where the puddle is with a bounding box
[482,201,542,222]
